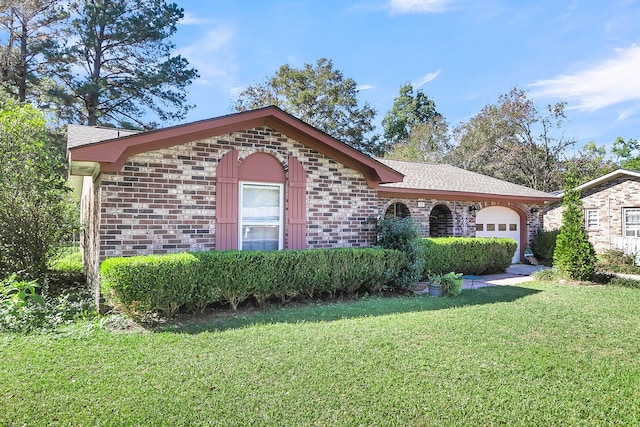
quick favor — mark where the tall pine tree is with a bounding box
[51,0,198,128]
[553,163,596,281]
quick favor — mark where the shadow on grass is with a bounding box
[158,285,541,335]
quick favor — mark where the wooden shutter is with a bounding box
[287,155,306,249]
[215,150,239,250]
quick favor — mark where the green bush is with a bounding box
[553,164,596,281]
[0,274,95,333]
[100,248,405,316]
[420,237,517,276]
[532,229,559,263]
[101,252,200,316]
[377,217,424,291]
[597,249,640,274]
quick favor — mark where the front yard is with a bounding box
[1,281,639,426]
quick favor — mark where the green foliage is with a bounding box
[532,229,560,262]
[420,237,516,276]
[381,83,449,158]
[1,274,44,307]
[607,276,640,289]
[597,249,640,274]
[447,87,575,192]
[100,248,405,316]
[377,217,424,291]
[427,271,463,296]
[233,58,381,155]
[0,273,94,333]
[52,0,198,128]
[100,252,200,316]
[0,99,77,280]
[553,164,596,281]
[532,268,560,282]
[0,0,68,103]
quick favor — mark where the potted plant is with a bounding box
[427,273,446,297]
[441,272,464,297]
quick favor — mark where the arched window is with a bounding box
[384,202,411,218]
[429,204,453,237]
[238,153,285,250]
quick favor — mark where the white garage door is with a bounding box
[476,206,520,264]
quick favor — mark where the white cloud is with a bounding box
[387,0,454,14]
[412,70,441,88]
[177,27,235,81]
[358,84,374,91]
[617,109,635,121]
[530,44,640,111]
[179,12,209,25]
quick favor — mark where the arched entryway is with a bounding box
[475,206,521,263]
[429,204,453,237]
[385,202,411,218]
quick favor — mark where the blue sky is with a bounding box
[172,0,640,154]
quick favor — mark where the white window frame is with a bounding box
[239,181,284,250]
[623,208,640,238]
[584,209,599,230]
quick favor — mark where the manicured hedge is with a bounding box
[420,237,517,276]
[100,248,405,316]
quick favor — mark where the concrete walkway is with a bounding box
[415,264,549,292]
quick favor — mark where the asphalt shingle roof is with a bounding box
[377,158,555,199]
[67,124,139,149]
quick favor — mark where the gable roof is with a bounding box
[68,106,404,186]
[553,168,640,197]
[377,158,558,203]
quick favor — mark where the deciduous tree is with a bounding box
[612,137,640,170]
[233,58,381,155]
[447,87,575,192]
[0,98,75,280]
[381,83,448,156]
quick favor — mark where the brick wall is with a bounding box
[379,197,542,247]
[96,126,379,260]
[544,176,640,253]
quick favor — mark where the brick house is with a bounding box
[68,106,557,296]
[544,169,640,258]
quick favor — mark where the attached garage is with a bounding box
[476,206,521,263]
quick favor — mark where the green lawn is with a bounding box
[2,281,639,426]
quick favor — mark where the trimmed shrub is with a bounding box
[101,252,200,316]
[532,229,559,263]
[420,237,517,276]
[100,248,405,316]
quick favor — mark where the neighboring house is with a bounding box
[67,106,558,296]
[544,169,640,258]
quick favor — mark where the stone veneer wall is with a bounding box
[379,197,543,248]
[544,177,640,253]
[96,126,379,260]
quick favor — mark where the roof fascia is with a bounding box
[69,107,403,185]
[378,187,559,204]
[554,169,640,197]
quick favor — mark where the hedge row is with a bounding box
[420,237,517,276]
[100,248,405,316]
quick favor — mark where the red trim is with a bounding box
[69,106,403,185]
[215,150,239,250]
[239,152,285,182]
[287,155,307,249]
